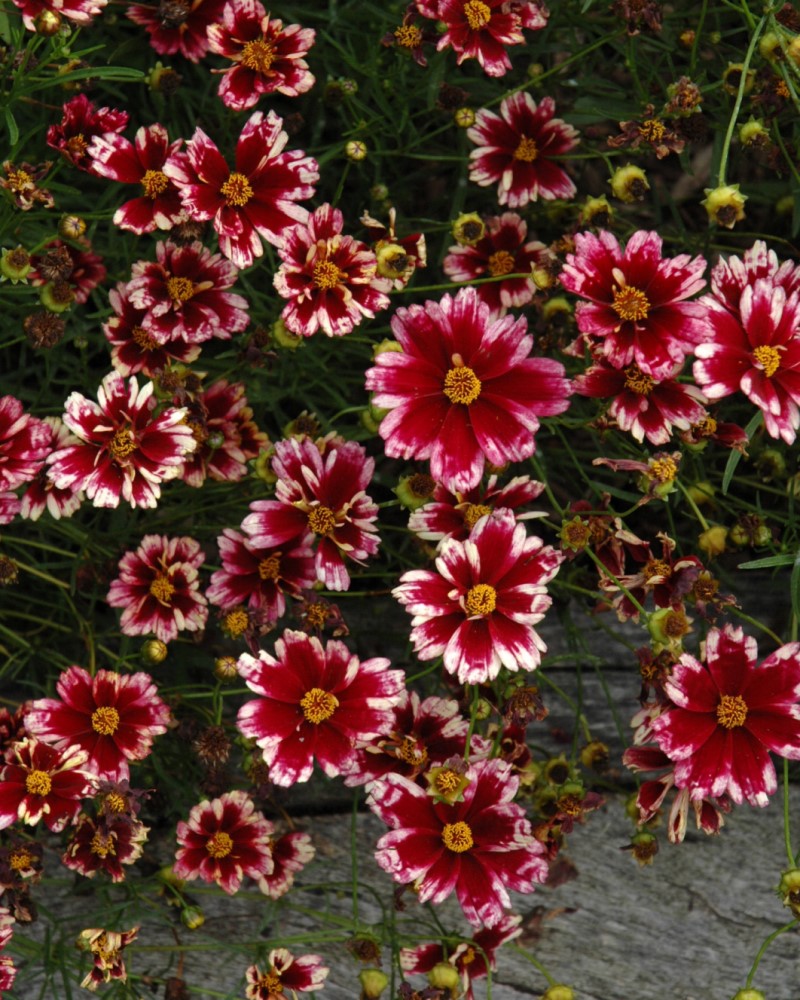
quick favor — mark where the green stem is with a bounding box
[744,920,797,987]
[716,14,765,187]
[783,757,794,868]
[510,944,556,986]
[675,479,710,531]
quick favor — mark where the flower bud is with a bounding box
[759,32,784,63]
[35,8,62,33]
[542,987,576,1000]
[701,184,746,229]
[0,246,32,283]
[739,118,770,148]
[452,212,485,246]
[777,867,800,918]
[629,830,658,866]
[39,279,75,313]
[180,905,205,930]
[580,740,609,772]
[141,639,168,665]
[345,140,368,162]
[755,448,786,482]
[359,968,389,1000]
[272,318,304,350]
[454,107,476,128]
[609,164,650,203]
[731,991,766,1000]
[579,195,612,228]
[428,963,460,992]
[698,525,727,558]
[157,866,187,891]
[58,215,87,239]
[394,472,436,511]
[214,655,239,683]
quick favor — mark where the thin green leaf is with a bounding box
[738,554,795,570]
[4,106,18,148]
[722,410,762,495]
[791,550,800,624]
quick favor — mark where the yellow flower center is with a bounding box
[463,503,492,531]
[463,0,491,30]
[441,820,474,853]
[487,250,516,277]
[257,973,284,994]
[435,768,462,794]
[141,169,169,199]
[394,24,423,48]
[240,38,276,74]
[149,572,175,605]
[6,169,32,191]
[300,687,339,724]
[105,792,127,813]
[396,736,429,767]
[166,275,195,303]
[304,602,330,630]
[307,504,337,535]
[224,607,250,637]
[464,583,497,617]
[221,172,254,207]
[25,769,52,796]
[513,136,539,162]
[443,365,482,405]
[716,693,748,729]
[752,344,781,378]
[258,554,281,580]
[639,118,666,141]
[312,259,346,290]
[109,427,137,462]
[623,364,655,395]
[205,831,234,859]
[649,456,678,483]
[91,706,121,736]
[612,285,651,322]
[90,829,117,857]
[694,416,718,437]
[9,847,33,871]
[643,558,671,581]
[132,325,158,351]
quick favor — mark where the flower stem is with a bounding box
[716,14,765,187]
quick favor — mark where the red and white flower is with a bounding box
[394,509,562,684]
[560,229,707,380]
[126,241,250,345]
[0,908,15,993]
[20,417,84,521]
[88,124,184,235]
[77,926,139,991]
[47,372,196,509]
[709,239,800,313]
[365,286,572,493]
[651,625,800,807]
[173,790,274,894]
[0,395,50,491]
[107,535,208,644]
[274,203,391,338]
[245,950,328,1000]
[467,92,578,206]
[63,815,149,881]
[25,666,171,782]
[428,0,524,77]
[208,0,316,110]
[103,284,201,378]
[46,95,128,171]
[30,240,107,306]
[242,435,380,592]
[0,738,92,832]
[236,629,405,786]
[443,212,548,317]
[164,111,319,269]
[126,0,225,62]
[14,0,106,31]
[255,830,315,900]
[369,758,548,927]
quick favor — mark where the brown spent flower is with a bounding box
[23,310,66,348]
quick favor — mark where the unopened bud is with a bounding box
[428,963,460,992]
[359,968,389,1000]
[141,639,168,665]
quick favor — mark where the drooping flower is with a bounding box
[164,111,319,269]
[0,395,50,492]
[0,738,92,832]
[365,286,572,493]
[360,207,427,289]
[369,758,548,927]
[467,92,579,206]
[394,509,562,684]
[126,0,226,62]
[693,279,800,444]
[77,926,139,991]
[207,1,316,110]
[242,435,380,591]
[651,625,800,806]
[13,0,106,30]
[46,94,128,171]
[62,814,149,881]
[106,535,208,644]
[25,666,171,782]
[126,241,250,345]
[88,124,184,235]
[236,629,405,786]
[274,203,391,338]
[560,229,707,379]
[173,790,274,894]
[20,417,84,521]
[443,212,548,317]
[255,830,315,900]
[245,949,329,1000]
[47,371,196,509]
[0,161,54,211]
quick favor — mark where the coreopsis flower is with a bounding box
[467,93,579,206]
[242,436,380,591]
[559,230,707,380]
[575,360,707,445]
[0,738,92,832]
[360,207,426,289]
[236,629,405,786]
[0,909,15,993]
[20,418,84,521]
[207,1,316,110]
[651,625,800,807]
[173,790,274,894]
[47,371,197,509]
[256,830,315,899]
[0,395,50,491]
[25,665,171,782]
[30,240,107,306]
[394,509,562,684]
[0,492,20,527]
[0,161,54,210]
[693,279,800,444]
[106,534,208,644]
[46,95,128,171]
[443,212,548,317]
[365,286,572,493]
[180,380,267,487]
[245,950,329,1000]
[369,758,548,927]
[206,528,316,621]
[708,240,800,312]
[126,0,226,62]
[126,241,250,345]
[400,914,523,1000]
[103,283,201,377]
[431,0,524,77]
[87,124,184,235]
[13,0,106,28]
[607,105,685,158]
[164,111,319,269]
[408,474,545,543]
[62,814,149,881]
[77,926,139,991]
[274,203,391,338]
